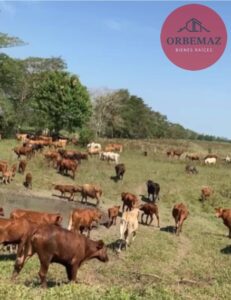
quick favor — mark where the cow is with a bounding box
[225,156,231,163]
[53,184,82,201]
[87,142,102,151]
[18,160,27,174]
[201,186,213,202]
[172,203,189,235]
[204,157,217,165]
[109,143,123,153]
[185,164,198,174]
[146,180,160,202]
[115,163,125,180]
[108,206,120,227]
[0,217,39,258]
[0,161,8,175]
[2,169,13,184]
[58,159,78,179]
[121,192,139,212]
[100,152,119,164]
[10,209,63,226]
[11,163,17,178]
[167,149,183,158]
[24,172,32,189]
[186,154,200,161]
[88,148,101,157]
[68,208,102,237]
[15,133,28,142]
[79,184,103,207]
[13,146,34,159]
[118,208,139,252]
[215,208,231,238]
[12,224,109,287]
[139,203,160,227]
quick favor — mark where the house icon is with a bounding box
[178,18,210,33]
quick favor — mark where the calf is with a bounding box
[139,203,160,227]
[201,186,213,202]
[80,184,102,207]
[115,163,125,180]
[185,164,198,174]
[108,206,120,227]
[53,184,81,201]
[118,208,139,252]
[2,169,13,184]
[121,192,139,212]
[24,172,32,189]
[215,208,231,238]
[146,180,160,202]
[13,225,108,287]
[18,160,27,174]
[172,203,189,235]
[10,209,63,226]
[68,208,102,237]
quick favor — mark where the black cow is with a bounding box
[115,163,126,180]
[146,180,160,202]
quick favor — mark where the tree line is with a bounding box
[0,32,229,143]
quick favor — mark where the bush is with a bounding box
[79,127,95,146]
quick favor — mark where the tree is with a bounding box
[32,71,92,133]
[0,33,25,48]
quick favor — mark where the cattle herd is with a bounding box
[0,135,231,288]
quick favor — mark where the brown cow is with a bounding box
[2,169,13,184]
[215,208,231,238]
[201,186,213,202]
[68,208,102,237]
[10,209,63,226]
[24,172,32,189]
[80,184,102,207]
[58,158,78,179]
[139,203,160,227]
[53,184,82,201]
[13,146,34,159]
[108,206,120,227]
[0,161,8,175]
[172,203,189,235]
[18,160,27,174]
[121,192,139,212]
[186,154,200,161]
[12,224,108,287]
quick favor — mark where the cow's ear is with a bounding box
[56,215,63,224]
[97,240,105,249]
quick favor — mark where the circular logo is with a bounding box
[161,4,227,70]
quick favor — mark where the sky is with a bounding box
[0,1,230,138]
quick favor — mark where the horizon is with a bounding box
[0,1,230,138]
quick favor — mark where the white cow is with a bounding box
[205,157,217,165]
[225,155,231,163]
[87,142,102,151]
[99,152,119,164]
[117,208,139,252]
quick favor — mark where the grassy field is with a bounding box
[1,138,231,299]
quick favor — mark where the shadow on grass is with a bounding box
[220,245,231,254]
[0,253,16,261]
[107,239,126,252]
[24,279,66,288]
[110,176,119,182]
[51,193,72,201]
[160,225,176,234]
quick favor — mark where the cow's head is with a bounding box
[215,207,223,218]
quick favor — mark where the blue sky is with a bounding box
[0,1,230,138]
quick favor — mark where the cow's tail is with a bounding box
[67,212,73,231]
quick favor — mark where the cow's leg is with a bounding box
[122,203,125,212]
[155,213,160,227]
[96,194,100,207]
[146,214,149,225]
[113,216,117,225]
[149,214,153,225]
[141,212,144,224]
[38,256,51,288]
[228,228,231,238]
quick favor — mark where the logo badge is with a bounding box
[161,4,227,71]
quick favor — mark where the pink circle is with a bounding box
[161,4,227,70]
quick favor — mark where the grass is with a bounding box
[0,138,231,299]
